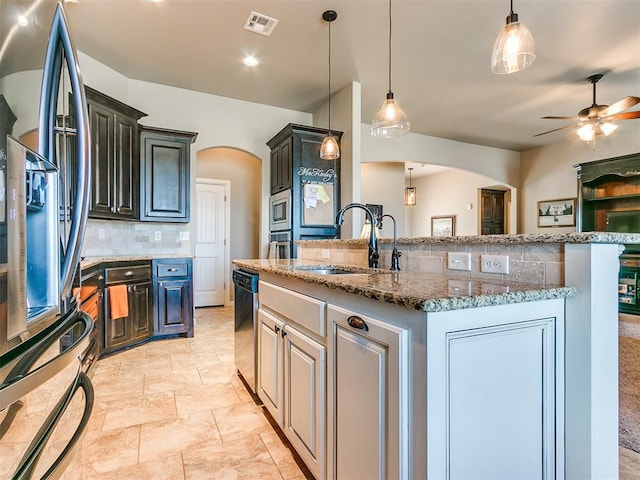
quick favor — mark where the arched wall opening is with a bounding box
[196,146,262,267]
[361,161,517,238]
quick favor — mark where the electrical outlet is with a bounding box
[154,231,162,241]
[447,252,471,271]
[321,249,330,259]
[481,254,509,274]
[179,231,190,241]
[98,228,105,240]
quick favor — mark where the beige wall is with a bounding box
[360,162,406,238]
[196,148,261,263]
[520,126,640,233]
[407,169,512,237]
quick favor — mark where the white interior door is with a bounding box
[195,180,227,306]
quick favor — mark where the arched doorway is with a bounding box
[195,147,261,306]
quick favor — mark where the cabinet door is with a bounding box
[103,287,131,351]
[140,133,190,221]
[278,137,293,191]
[114,112,139,219]
[270,148,280,194]
[155,278,192,336]
[130,281,153,341]
[283,324,326,480]
[328,305,409,480]
[257,308,284,424]
[88,101,115,217]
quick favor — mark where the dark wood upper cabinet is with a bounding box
[270,136,293,194]
[140,126,198,223]
[85,86,146,221]
[576,153,640,233]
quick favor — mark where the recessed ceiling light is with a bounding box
[17,15,28,26]
[242,55,260,67]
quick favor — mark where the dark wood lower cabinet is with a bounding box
[90,258,194,357]
[103,280,153,353]
[153,258,194,337]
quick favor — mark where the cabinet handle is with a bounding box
[281,329,287,337]
[347,315,369,331]
[275,326,280,334]
[168,268,178,272]
[124,271,134,276]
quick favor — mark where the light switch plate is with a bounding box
[179,231,190,241]
[447,252,471,271]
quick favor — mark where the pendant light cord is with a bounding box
[328,18,332,135]
[387,0,392,94]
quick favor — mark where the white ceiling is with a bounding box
[42,1,640,152]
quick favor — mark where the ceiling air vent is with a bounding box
[244,11,279,36]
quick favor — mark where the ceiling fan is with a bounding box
[534,74,640,141]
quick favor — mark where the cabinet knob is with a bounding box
[347,315,369,331]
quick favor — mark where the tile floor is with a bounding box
[63,306,308,480]
[63,306,640,479]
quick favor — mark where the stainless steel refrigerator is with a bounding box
[0,0,93,478]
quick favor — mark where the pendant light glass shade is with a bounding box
[320,10,340,160]
[405,167,416,206]
[371,92,410,138]
[320,134,340,159]
[371,0,410,138]
[491,1,535,74]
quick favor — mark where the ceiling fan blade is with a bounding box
[533,124,575,137]
[541,115,579,120]
[602,96,640,116]
[607,111,640,121]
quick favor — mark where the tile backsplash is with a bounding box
[82,219,192,258]
[298,239,565,285]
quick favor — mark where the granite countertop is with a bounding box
[297,231,640,246]
[81,254,193,269]
[233,259,576,313]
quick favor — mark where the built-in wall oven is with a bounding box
[269,189,292,232]
[619,253,640,315]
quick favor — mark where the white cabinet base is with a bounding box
[426,299,565,480]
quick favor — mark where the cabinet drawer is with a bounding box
[155,262,189,277]
[259,281,326,337]
[104,265,151,284]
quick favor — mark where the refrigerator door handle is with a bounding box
[38,4,91,298]
[0,313,92,411]
[14,370,94,480]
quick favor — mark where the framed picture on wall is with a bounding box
[431,215,456,237]
[537,198,576,227]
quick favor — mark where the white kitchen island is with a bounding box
[234,232,640,480]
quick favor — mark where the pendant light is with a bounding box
[490,0,536,74]
[405,167,416,206]
[320,10,340,160]
[370,0,410,138]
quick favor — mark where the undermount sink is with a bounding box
[295,267,366,276]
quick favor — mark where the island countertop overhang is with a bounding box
[232,258,576,313]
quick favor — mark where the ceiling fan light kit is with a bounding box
[371,0,410,138]
[535,73,640,147]
[320,9,340,160]
[491,0,536,74]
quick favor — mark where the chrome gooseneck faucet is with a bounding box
[336,203,379,268]
[380,214,401,271]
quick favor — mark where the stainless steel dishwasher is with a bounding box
[232,269,259,393]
